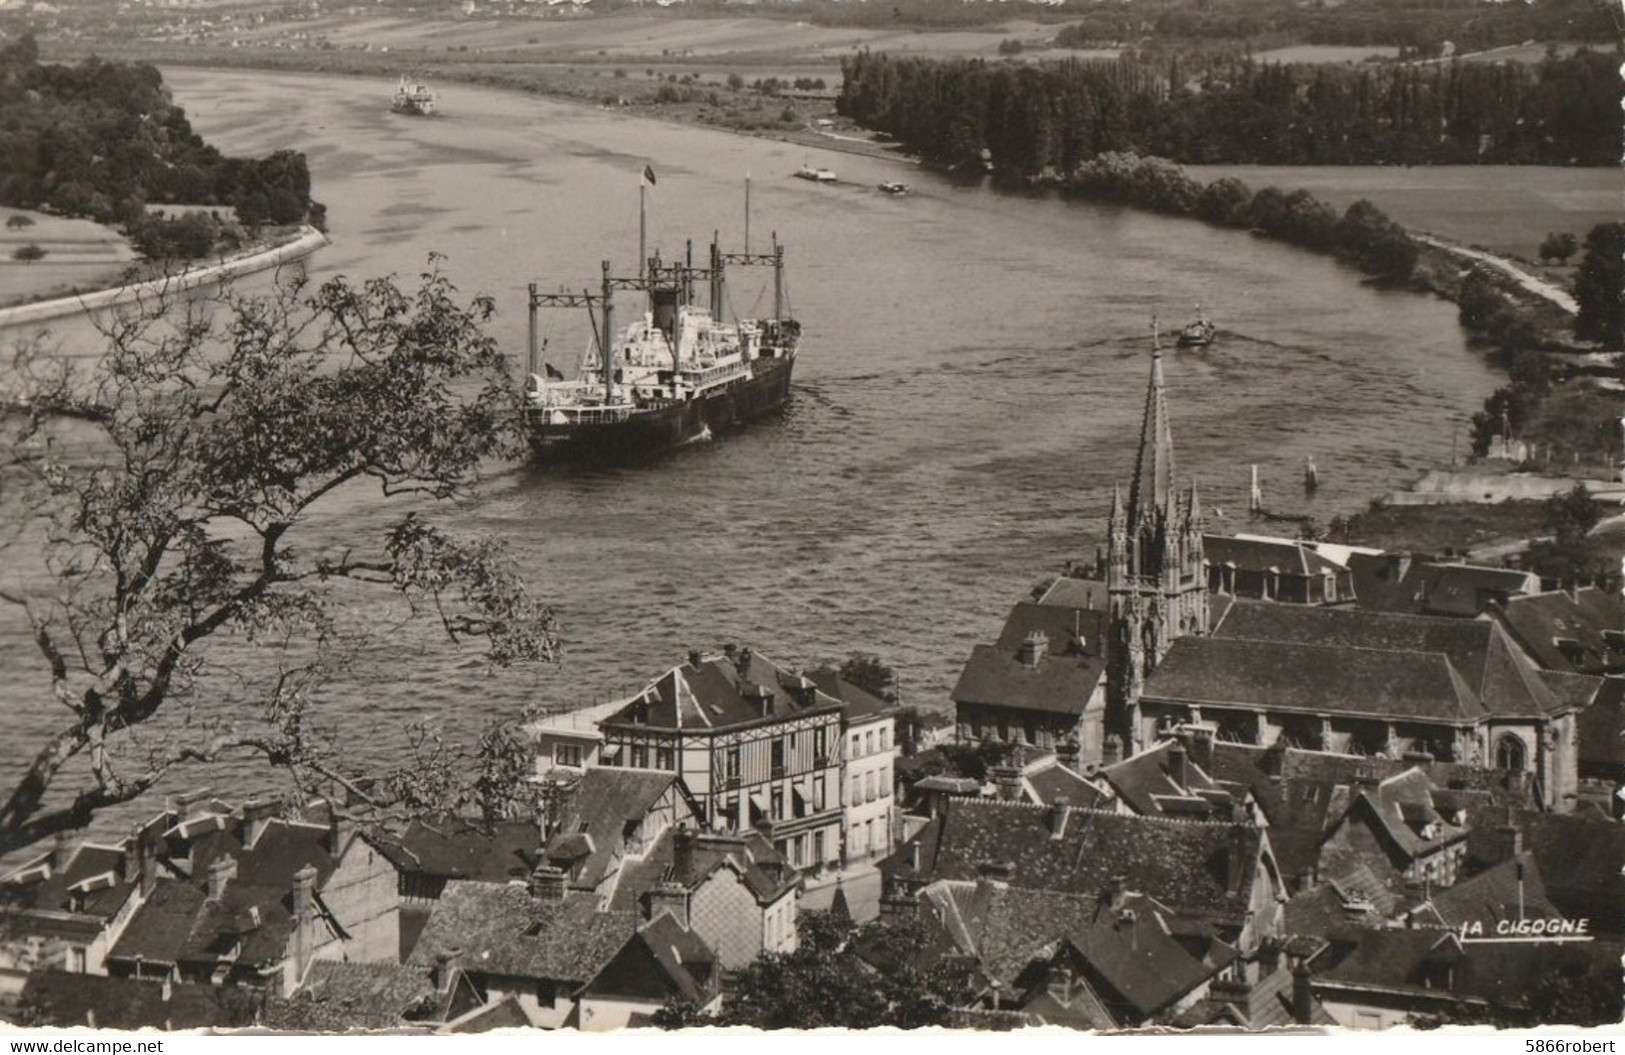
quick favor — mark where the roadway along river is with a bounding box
[0,69,1505,831]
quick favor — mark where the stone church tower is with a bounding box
[1105,342,1208,753]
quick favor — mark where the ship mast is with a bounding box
[526,282,539,379]
[600,260,614,408]
[773,233,783,321]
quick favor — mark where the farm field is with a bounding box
[0,210,136,309]
[1181,164,1621,264]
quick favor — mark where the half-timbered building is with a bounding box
[596,648,845,872]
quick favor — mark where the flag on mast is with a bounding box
[642,164,657,186]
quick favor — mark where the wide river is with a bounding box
[0,69,1507,835]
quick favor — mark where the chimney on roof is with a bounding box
[673,824,697,882]
[1056,735,1081,769]
[432,947,464,993]
[1017,631,1048,669]
[735,647,754,676]
[1292,963,1315,1025]
[1105,873,1129,910]
[122,825,141,888]
[1183,725,1215,774]
[1048,796,1071,841]
[1494,813,1524,864]
[646,880,689,928]
[528,864,568,903]
[174,788,216,818]
[50,832,73,876]
[242,798,278,849]
[989,763,1023,802]
[1167,742,1189,790]
[688,649,703,669]
[1103,735,1123,767]
[291,863,317,921]
[206,854,237,902]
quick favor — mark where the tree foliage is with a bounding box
[656,911,975,1030]
[837,652,899,704]
[1573,222,1625,350]
[0,36,317,234]
[0,261,556,855]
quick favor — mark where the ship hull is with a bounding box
[528,355,794,462]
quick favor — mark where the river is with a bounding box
[0,68,1507,837]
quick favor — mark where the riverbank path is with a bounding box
[1415,233,1578,314]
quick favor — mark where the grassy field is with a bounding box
[1181,164,1620,265]
[1253,44,1400,64]
[0,210,136,309]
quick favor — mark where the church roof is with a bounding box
[1208,601,1564,718]
[1127,348,1176,523]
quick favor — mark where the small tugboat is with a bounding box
[523,238,800,461]
[391,76,438,116]
[795,164,838,183]
[878,181,910,196]
[1175,306,1215,348]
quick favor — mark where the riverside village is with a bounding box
[3,343,1623,1033]
[0,6,1622,1037]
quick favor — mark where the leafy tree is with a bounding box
[11,243,44,262]
[0,262,557,855]
[1573,222,1624,349]
[1539,231,1578,265]
[837,652,899,704]
[1525,482,1606,588]
[656,911,975,1029]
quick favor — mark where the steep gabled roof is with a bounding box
[1144,636,1485,722]
[17,971,264,1030]
[1,842,137,921]
[579,913,718,1006]
[1211,601,1561,717]
[1205,534,1347,578]
[601,649,841,734]
[951,603,1110,717]
[1426,852,1558,930]
[263,961,438,1032]
[607,827,798,913]
[1490,586,1625,674]
[806,668,896,723]
[1578,676,1625,771]
[545,768,681,891]
[406,882,636,984]
[884,798,1266,923]
[374,817,540,886]
[1102,741,1236,819]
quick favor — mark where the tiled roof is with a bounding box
[545,768,679,891]
[1426,852,1558,930]
[1145,636,1485,722]
[1578,677,1625,769]
[1022,760,1111,810]
[607,827,797,912]
[1211,601,1562,717]
[1062,895,1235,1021]
[1101,741,1235,818]
[442,995,532,1033]
[806,668,896,722]
[1281,883,1382,936]
[883,798,1266,923]
[1205,534,1346,577]
[17,971,264,1030]
[600,648,842,734]
[263,961,437,1032]
[951,603,1110,717]
[1353,768,1469,861]
[1313,926,1463,991]
[186,818,339,892]
[1517,811,1625,935]
[1,842,137,921]
[1035,576,1110,611]
[1347,554,1537,617]
[406,881,636,984]
[1543,671,1603,712]
[580,912,718,1006]
[106,881,208,967]
[374,817,541,885]
[1491,586,1625,674]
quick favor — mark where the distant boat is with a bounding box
[391,76,437,116]
[795,164,837,183]
[1175,306,1215,348]
[878,181,910,196]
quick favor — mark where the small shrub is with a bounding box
[6,214,34,229]
[12,243,46,262]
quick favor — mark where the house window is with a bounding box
[879,727,889,751]
[865,772,876,803]
[1495,734,1526,772]
[725,746,741,785]
[813,775,827,811]
[879,765,890,798]
[553,743,583,767]
[771,738,787,777]
[851,733,861,758]
[656,745,675,771]
[771,785,785,820]
[814,726,829,762]
[865,730,875,756]
[630,744,649,769]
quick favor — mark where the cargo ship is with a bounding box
[523,239,799,461]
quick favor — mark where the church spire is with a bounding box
[1127,341,1175,526]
